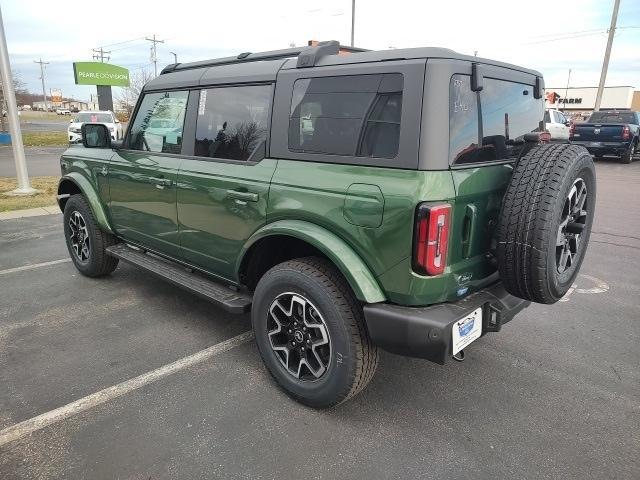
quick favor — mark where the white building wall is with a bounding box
[545,86,634,111]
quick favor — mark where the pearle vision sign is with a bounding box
[72,62,130,87]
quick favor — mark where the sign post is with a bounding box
[72,62,130,111]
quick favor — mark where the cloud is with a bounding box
[3,0,638,100]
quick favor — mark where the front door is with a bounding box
[177,84,276,281]
[108,90,190,258]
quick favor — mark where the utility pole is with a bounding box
[170,51,177,64]
[145,34,165,77]
[0,4,36,194]
[594,0,620,112]
[34,57,49,112]
[563,69,571,113]
[350,0,355,47]
[92,47,111,63]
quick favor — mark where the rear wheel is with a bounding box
[252,257,378,408]
[621,146,632,164]
[63,194,119,277]
[497,144,595,304]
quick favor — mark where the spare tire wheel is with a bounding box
[496,143,595,304]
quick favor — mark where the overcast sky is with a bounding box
[3,0,639,101]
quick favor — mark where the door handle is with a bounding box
[227,190,258,202]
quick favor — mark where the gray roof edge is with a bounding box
[281,47,542,77]
[143,46,543,91]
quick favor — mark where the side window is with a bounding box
[194,84,271,161]
[288,73,403,159]
[128,91,189,154]
[480,78,543,162]
[553,111,563,123]
[449,74,480,164]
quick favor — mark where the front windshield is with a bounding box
[75,113,113,123]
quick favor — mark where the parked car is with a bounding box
[67,110,123,144]
[56,108,71,115]
[56,41,595,408]
[570,110,640,163]
[545,108,570,141]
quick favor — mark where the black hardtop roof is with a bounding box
[143,40,542,92]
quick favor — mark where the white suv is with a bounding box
[68,110,123,144]
[545,108,571,141]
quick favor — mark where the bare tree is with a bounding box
[0,70,27,131]
[115,68,153,119]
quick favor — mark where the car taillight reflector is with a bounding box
[413,203,451,276]
[622,126,630,140]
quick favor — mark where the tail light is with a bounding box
[538,131,551,143]
[413,203,451,276]
[569,123,576,138]
[622,126,630,140]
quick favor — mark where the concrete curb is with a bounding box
[0,204,60,220]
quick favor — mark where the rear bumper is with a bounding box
[363,282,530,364]
[571,140,631,156]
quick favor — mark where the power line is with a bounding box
[145,34,165,77]
[33,57,49,111]
[92,47,111,63]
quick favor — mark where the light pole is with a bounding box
[0,4,36,194]
[563,69,571,113]
[350,0,355,47]
[594,0,620,112]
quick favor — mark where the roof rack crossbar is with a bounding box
[160,40,343,75]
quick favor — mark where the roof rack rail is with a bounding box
[160,40,343,75]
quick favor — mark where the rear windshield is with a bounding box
[76,113,113,123]
[587,112,636,124]
[449,75,543,165]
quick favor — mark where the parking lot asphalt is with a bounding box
[0,159,639,479]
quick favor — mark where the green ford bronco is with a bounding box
[57,41,595,408]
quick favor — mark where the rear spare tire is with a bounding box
[496,143,595,304]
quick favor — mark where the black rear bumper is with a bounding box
[571,140,631,157]
[363,283,530,364]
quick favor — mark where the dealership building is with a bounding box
[545,85,639,119]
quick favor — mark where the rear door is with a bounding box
[108,90,190,258]
[445,64,543,284]
[176,84,276,281]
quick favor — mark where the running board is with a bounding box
[106,244,252,314]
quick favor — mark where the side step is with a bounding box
[106,244,252,314]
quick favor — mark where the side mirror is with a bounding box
[81,123,111,149]
[565,120,571,127]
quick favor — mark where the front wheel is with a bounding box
[252,257,378,408]
[63,194,119,277]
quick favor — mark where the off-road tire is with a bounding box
[496,144,595,304]
[63,194,119,277]
[252,257,378,408]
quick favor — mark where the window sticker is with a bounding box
[198,90,207,116]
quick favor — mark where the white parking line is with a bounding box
[0,330,254,447]
[0,258,71,275]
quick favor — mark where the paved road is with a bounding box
[0,160,638,479]
[0,146,65,177]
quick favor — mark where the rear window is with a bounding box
[288,73,403,159]
[587,112,636,124]
[449,75,543,165]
